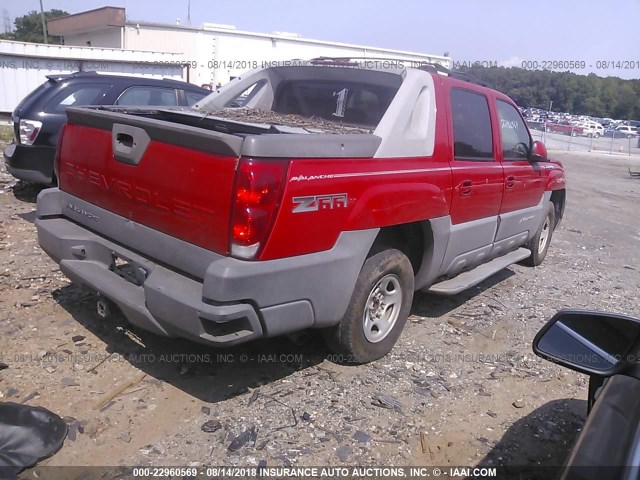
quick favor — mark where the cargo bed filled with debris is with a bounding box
[93,106,375,136]
[202,108,375,134]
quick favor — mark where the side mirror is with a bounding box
[529,140,548,162]
[533,309,640,376]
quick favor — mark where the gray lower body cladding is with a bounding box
[36,188,377,347]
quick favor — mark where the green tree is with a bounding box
[600,81,618,117]
[0,9,69,44]
[455,65,640,119]
[612,84,638,119]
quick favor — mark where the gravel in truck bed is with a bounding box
[203,108,374,134]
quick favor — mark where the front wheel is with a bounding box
[522,201,556,267]
[323,249,414,364]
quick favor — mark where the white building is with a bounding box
[48,7,451,87]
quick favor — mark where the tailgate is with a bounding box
[58,107,242,256]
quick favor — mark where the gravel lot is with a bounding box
[0,142,639,478]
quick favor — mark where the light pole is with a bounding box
[39,0,48,44]
[549,100,553,112]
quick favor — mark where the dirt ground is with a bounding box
[0,146,639,478]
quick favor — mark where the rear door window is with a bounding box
[450,88,494,160]
[44,84,110,114]
[116,86,178,106]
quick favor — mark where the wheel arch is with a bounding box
[366,217,451,291]
[366,221,427,276]
[550,188,566,228]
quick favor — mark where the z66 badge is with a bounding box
[292,194,348,213]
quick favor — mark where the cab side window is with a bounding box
[497,100,531,160]
[450,88,494,160]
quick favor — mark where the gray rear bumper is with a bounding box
[36,188,376,346]
[4,143,56,185]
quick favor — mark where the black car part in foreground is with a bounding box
[534,309,640,480]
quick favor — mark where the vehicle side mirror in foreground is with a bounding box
[533,309,640,376]
[530,140,548,162]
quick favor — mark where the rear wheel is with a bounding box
[522,201,556,267]
[323,249,414,364]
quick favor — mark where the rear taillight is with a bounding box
[53,124,67,184]
[229,157,288,260]
[19,119,42,145]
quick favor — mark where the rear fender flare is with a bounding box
[346,183,449,230]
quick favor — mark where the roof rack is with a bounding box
[447,69,490,88]
[309,56,449,70]
[414,62,450,74]
[306,56,490,88]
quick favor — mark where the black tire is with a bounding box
[571,130,577,137]
[323,249,414,364]
[522,201,556,267]
[594,133,600,138]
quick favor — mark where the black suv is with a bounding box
[4,72,211,185]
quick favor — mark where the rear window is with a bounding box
[14,79,54,115]
[272,80,397,127]
[44,84,109,114]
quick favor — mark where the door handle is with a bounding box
[112,124,150,166]
[116,133,134,149]
[459,180,472,196]
[505,176,516,189]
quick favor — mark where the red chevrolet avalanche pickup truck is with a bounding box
[36,59,566,363]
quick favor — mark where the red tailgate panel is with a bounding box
[58,124,237,254]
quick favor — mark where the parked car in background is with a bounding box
[3,72,210,185]
[525,118,546,131]
[545,120,584,136]
[603,125,639,139]
[576,121,604,138]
